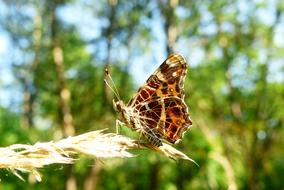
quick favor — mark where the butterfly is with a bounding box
[109,54,192,147]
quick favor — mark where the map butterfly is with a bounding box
[112,54,192,147]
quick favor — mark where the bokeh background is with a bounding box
[0,0,284,189]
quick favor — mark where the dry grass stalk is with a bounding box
[0,129,196,181]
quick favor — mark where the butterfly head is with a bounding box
[113,99,124,112]
[113,99,130,123]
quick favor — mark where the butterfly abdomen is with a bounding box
[142,131,163,147]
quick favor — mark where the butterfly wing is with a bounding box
[128,54,192,144]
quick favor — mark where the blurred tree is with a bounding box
[0,0,284,189]
[49,0,75,137]
[45,0,78,189]
[0,0,44,130]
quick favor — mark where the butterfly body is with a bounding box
[113,54,192,147]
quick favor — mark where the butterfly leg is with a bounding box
[115,119,125,134]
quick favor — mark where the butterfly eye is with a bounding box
[113,100,123,112]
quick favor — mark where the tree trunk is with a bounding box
[50,2,75,137]
[84,162,102,190]
[160,0,178,55]
[50,2,76,190]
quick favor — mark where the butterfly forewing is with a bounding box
[127,54,192,145]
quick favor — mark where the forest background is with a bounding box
[0,0,283,189]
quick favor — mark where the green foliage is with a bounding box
[0,107,27,146]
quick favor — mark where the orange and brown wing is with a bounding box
[128,54,192,145]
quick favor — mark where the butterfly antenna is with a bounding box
[104,68,121,100]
